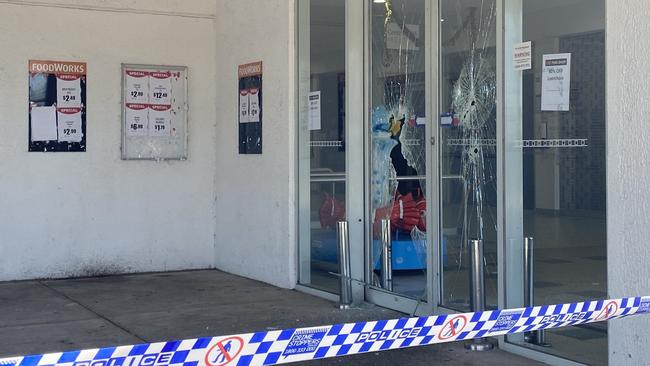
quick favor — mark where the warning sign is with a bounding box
[595,301,619,321]
[438,315,468,340]
[205,337,244,366]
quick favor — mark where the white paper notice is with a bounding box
[308,91,321,131]
[239,90,250,123]
[149,106,172,137]
[125,104,148,136]
[248,88,260,123]
[125,70,149,104]
[31,106,58,141]
[56,76,82,108]
[514,41,532,71]
[57,108,83,142]
[541,53,571,111]
[149,72,172,105]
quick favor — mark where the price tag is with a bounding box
[239,89,250,123]
[125,104,148,136]
[248,88,260,123]
[125,70,149,104]
[57,108,83,142]
[56,75,81,108]
[149,105,172,137]
[149,71,172,105]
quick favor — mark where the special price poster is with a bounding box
[238,61,263,154]
[29,60,87,152]
[123,68,178,138]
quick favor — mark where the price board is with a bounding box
[121,64,188,160]
[28,60,87,152]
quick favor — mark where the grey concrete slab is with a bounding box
[0,282,96,327]
[0,270,545,365]
[0,319,141,358]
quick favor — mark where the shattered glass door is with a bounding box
[369,0,428,300]
[439,0,498,311]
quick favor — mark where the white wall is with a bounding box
[213,0,297,289]
[607,0,650,364]
[0,1,217,280]
[0,0,216,17]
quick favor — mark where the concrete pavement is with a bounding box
[0,270,545,365]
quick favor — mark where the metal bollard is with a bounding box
[380,219,393,292]
[466,239,493,351]
[524,237,550,346]
[337,221,352,309]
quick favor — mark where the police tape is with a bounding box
[1,296,649,366]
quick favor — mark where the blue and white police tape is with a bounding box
[1,296,649,366]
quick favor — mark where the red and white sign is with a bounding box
[205,337,244,366]
[56,74,82,108]
[438,315,468,340]
[125,103,148,136]
[148,104,172,137]
[595,301,619,321]
[57,107,83,142]
[248,88,260,123]
[125,70,150,104]
[149,71,172,105]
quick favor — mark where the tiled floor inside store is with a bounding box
[0,270,544,366]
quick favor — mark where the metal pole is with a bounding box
[380,219,393,292]
[466,239,493,351]
[523,237,550,346]
[524,237,534,307]
[524,236,534,343]
[337,221,352,309]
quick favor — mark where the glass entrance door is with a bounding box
[366,0,432,313]
[501,1,607,365]
[437,0,499,313]
[297,0,348,294]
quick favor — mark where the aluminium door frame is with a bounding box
[495,1,586,365]
[360,0,441,316]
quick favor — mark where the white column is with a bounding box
[607,0,650,364]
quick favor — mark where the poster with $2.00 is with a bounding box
[28,60,87,152]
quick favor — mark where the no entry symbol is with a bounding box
[438,315,468,340]
[205,336,245,366]
[596,301,619,321]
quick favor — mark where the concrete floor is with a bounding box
[0,270,545,366]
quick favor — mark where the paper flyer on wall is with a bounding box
[56,108,83,142]
[248,88,260,123]
[541,53,571,111]
[125,70,149,104]
[239,89,250,123]
[148,105,172,137]
[125,103,149,136]
[149,71,172,105]
[56,75,82,108]
[30,106,58,142]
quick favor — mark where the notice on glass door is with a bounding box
[308,91,321,131]
[513,41,532,71]
[541,53,571,111]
